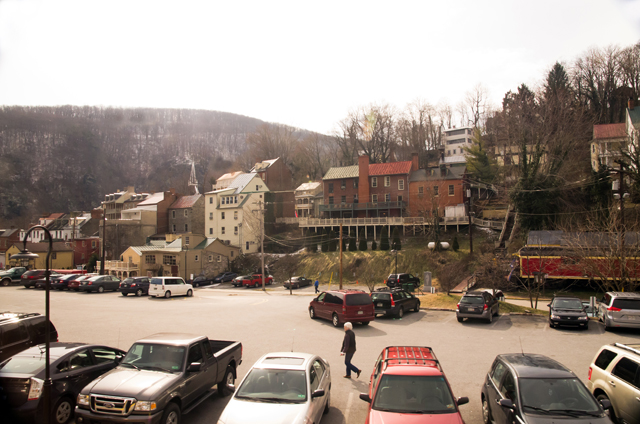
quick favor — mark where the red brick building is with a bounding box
[251,158,295,218]
[408,166,466,218]
[72,237,100,267]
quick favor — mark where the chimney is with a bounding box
[411,153,419,171]
[358,155,370,207]
[629,98,635,110]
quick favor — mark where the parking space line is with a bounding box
[344,391,354,423]
[251,299,269,306]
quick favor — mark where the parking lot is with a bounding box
[3,283,640,424]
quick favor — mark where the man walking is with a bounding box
[314,278,319,293]
[340,322,361,378]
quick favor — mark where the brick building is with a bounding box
[408,166,466,218]
[251,158,295,218]
[168,194,205,235]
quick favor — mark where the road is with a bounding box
[2,284,640,424]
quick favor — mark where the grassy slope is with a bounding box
[416,293,547,315]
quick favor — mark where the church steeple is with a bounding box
[188,161,199,194]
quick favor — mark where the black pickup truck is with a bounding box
[75,333,242,424]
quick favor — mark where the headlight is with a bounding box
[550,314,559,319]
[135,401,157,411]
[27,378,43,401]
[77,394,90,406]
[578,316,588,320]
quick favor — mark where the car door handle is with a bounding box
[608,381,616,387]
[636,397,640,402]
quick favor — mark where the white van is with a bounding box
[149,277,193,298]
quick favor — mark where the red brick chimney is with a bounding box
[358,155,370,205]
[411,153,419,171]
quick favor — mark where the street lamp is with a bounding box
[182,244,189,283]
[10,225,53,424]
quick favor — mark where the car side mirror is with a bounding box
[547,304,551,307]
[456,396,469,406]
[311,389,325,398]
[187,362,201,372]
[599,398,611,409]
[115,355,124,364]
[359,393,372,403]
[498,399,514,410]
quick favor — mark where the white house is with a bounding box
[442,126,473,166]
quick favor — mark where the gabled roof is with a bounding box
[225,173,264,194]
[593,123,626,140]
[169,194,202,209]
[296,182,321,191]
[46,213,66,220]
[218,171,245,181]
[251,158,279,172]
[369,161,412,176]
[193,237,221,250]
[0,229,20,238]
[410,166,466,182]
[323,165,359,180]
[137,192,165,206]
[11,242,74,252]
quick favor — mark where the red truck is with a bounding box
[242,274,273,288]
[359,346,469,424]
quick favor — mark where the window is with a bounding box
[184,224,188,232]
[353,179,359,189]
[234,211,238,220]
[172,225,176,232]
[612,358,640,388]
[372,194,378,202]
[310,368,320,392]
[372,177,377,187]
[203,341,214,359]
[246,242,250,250]
[447,150,451,155]
[184,210,188,217]
[194,255,199,262]
[231,251,234,257]
[145,255,156,265]
[329,196,334,205]
[449,185,455,196]
[433,186,439,196]
[341,179,346,189]
[1,322,28,345]
[384,176,390,187]
[81,241,86,247]
[92,347,120,364]
[341,196,346,204]
[256,185,260,191]
[385,193,390,202]
[209,197,213,204]
[209,228,213,235]
[172,210,176,219]
[92,241,96,248]
[235,196,238,203]
[221,212,225,220]
[188,343,204,365]
[208,255,213,262]
[398,195,403,202]
[500,371,517,405]
[234,226,238,235]
[217,255,222,262]
[490,361,507,387]
[328,183,334,193]
[453,149,457,154]
[398,179,404,190]
[418,186,424,196]
[594,349,618,370]
[185,236,190,245]
[353,194,358,204]
[209,212,213,220]
[163,255,177,266]
[221,227,225,235]
[52,252,57,260]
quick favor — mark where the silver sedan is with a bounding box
[217,352,331,424]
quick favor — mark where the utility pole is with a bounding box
[613,160,629,287]
[339,224,343,289]
[100,208,105,275]
[253,200,266,291]
[466,186,473,255]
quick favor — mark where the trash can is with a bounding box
[402,282,415,293]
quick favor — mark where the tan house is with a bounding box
[294,182,323,218]
[590,123,627,171]
[6,242,75,270]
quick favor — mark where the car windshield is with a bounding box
[236,368,307,403]
[460,296,484,304]
[61,275,80,281]
[552,299,583,309]
[371,293,390,301]
[372,375,456,413]
[0,356,46,374]
[121,343,185,373]
[345,293,372,306]
[520,378,600,415]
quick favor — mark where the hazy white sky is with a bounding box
[1,0,639,135]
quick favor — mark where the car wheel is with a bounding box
[457,316,464,323]
[361,321,370,326]
[1,278,10,287]
[324,391,330,414]
[413,300,420,312]
[186,289,193,297]
[136,289,143,297]
[332,313,340,327]
[596,393,617,423]
[161,402,180,424]
[52,396,74,424]
[397,307,404,318]
[218,365,236,397]
[482,397,492,424]
[121,292,128,296]
[549,321,555,328]
[97,286,105,293]
[194,282,199,287]
[494,304,499,316]
[604,318,611,332]
[165,291,171,299]
[309,307,316,319]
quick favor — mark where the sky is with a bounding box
[1,0,639,135]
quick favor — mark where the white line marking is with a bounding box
[344,391,354,423]
[251,299,269,306]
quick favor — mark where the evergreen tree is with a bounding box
[463,128,498,184]
[391,227,401,250]
[320,228,328,252]
[371,240,377,250]
[452,235,459,252]
[358,231,367,251]
[348,228,357,251]
[380,226,390,250]
[328,230,337,251]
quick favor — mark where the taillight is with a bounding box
[607,306,621,312]
[456,303,460,310]
[131,283,137,287]
[28,378,44,401]
[390,297,396,307]
[483,304,488,311]
[162,285,165,290]
[88,282,92,285]
[588,367,592,380]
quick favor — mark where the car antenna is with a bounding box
[519,337,524,356]
[291,329,295,352]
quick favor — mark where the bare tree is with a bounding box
[396,100,443,167]
[465,84,490,129]
[245,123,300,168]
[437,261,468,295]
[272,254,301,295]
[354,256,389,293]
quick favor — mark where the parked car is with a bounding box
[77,275,121,293]
[219,352,330,424]
[21,270,49,289]
[67,275,95,291]
[548,296,589,329]
[50,274,83,291]
[232,275,250,287]
[359,346,468,423]
[75,333,243,424]
[119,276,151,296]
[597,291,640,331]
[309,290,375,327]
[588,342,640,424]
[213,272,238,283]
[481,353,611,424]
[0,312,58,363]
[371,288,420,318]
[243,274,273,288]
[386,273,420,289]
[456,291,500,323]
[149,276,193,298]
[0,267,27,287]
[283,276,312,289]
[191,275,212,287]
[0,342,125,424]
[34,273,64,289]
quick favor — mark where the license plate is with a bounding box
[377,303,383,307]
[358,311,363,315]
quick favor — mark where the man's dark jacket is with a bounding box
[341,329,356,355]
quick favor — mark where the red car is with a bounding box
[309,289,375,327]
[67,274,96,291]
[242,274,273,288]
[359,346,468,424]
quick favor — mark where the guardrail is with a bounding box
[96,261,139,272]
[276,216,472,226]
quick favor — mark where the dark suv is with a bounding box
[386,273,420,289]
[371,288,421,318]
[309,290,375,327]
[456,291,500,323]
[119,276,151,296]
[0,312,58,362]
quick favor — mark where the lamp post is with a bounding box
[182,244,189,283]
[11,225,53,424]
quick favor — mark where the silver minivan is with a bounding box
[597,292,640,331]
[149,276,193,298]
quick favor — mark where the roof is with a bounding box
[498,354,573,379]
[251,158,279,172]
[255,352,314,370]
[527,230,640,247]
[137,192,165,206]
[169,194,202,209]
[369,161,412,176]
[296,182,321,191]
[593,123,626,140]
[218,171,245,181]
[192,237,221,250]
[410,167,466,182]
[441,155,467,164]
[211,173,265,195]
[137,333,206,346]
[46,213,65,220]
[323,165,359,180]
[382,346,443,377]
[13,242,74,252]
[0,229,19,238]
[629,106,640,129]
